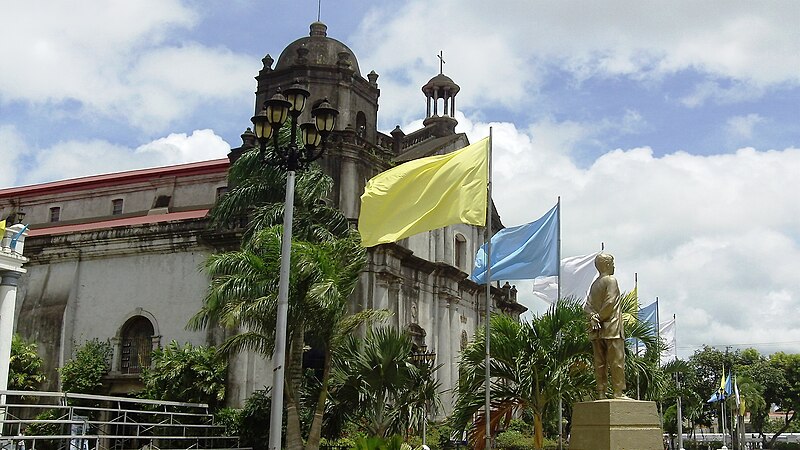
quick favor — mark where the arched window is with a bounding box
[120,316,154,374]
[454,234,467,271]
[356,111,367,138]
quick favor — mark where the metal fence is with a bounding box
[0,390,245,450]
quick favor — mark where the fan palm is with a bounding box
[189,226,372,450]
[451,300,593,450]
[328,327,434,438]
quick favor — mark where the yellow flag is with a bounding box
[0,219,6,236]
[358,137,489,247]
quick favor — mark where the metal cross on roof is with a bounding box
[438,50,445,74]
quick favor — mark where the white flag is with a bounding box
[532,252,599,303]
[659,318,676,366]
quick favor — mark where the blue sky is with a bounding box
[2,0,799,358]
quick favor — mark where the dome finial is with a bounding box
[310,21,327,37]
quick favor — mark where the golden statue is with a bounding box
[584,253,627,399]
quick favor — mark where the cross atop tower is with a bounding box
[437,50,445,75]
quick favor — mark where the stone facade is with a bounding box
[0,22,526,412]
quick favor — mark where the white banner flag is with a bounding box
[659,318,676,365]
[532,252,599,303]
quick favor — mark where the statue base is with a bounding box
[569,399,663,450]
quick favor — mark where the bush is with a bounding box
[495,430,535,450]
[214,407,242,436]
[59,339,111,394]
[140,341,227,408]
[9,334,46,390]
[239,388,272,450]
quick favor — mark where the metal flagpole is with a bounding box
[675,313,684,450]
[721,365,728,449]
[635,273,640,400]
[484,127,493,450]
[556,196,562,450]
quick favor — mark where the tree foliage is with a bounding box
[194,145,372,450]
[59,339,111,394]
[140,341,227,409]
[9,333,46,390]
[328,327,440,439]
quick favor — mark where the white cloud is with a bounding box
[0,1,255,133]
[452,115,800,357]
[0,126,27,188]
[355,0,800,119]
[726,114,765,140]
[680,81,766,108]
[17,130,231,186]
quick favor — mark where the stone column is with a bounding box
[0,271,23,430]
[110,337,121,372]
[338,148,360,220]
[448,297,461,390]
[435,295,451,412]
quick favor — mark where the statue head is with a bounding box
[595,253,615,275]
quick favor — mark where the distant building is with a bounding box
[1,22,525,411]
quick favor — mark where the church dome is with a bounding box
[275,22,361,75]
[422,73,460,97]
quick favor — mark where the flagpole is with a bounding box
[484,127,493,450]
[556,196,562,450]
[635,273,640,400]
[675,313,684,450]
[721,365,728,449]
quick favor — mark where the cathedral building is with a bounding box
[0,22,525,411]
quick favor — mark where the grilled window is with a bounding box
[120,316,154,374]
[112,199,124,215]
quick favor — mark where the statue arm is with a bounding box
[596,277,621,322]
[583,299,601,330]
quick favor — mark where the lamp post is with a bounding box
[250,81,338,450]
[410,345,436,447]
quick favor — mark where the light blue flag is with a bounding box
[10,224,28,251]
[638,300,658,336]
[707,372,732,403]
[470,203,558,285]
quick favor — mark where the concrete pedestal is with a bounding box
[569,399,663,450]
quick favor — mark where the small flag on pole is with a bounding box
[639,300,659,338]
[10,224,28,252]
[470,203,558,284]
[659,318,676,366]
[532,252,599,303]
[358,138,489,247]
[708,370,732,402]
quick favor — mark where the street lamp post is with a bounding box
[250,82,338,450]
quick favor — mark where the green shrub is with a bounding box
[495,430,535,450]
[239,388,272,450]
[214,407,242,436]
[140,341,227,408]
[9,334,46,390]
[59,339,111,394]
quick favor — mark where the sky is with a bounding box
[1,0,799,359]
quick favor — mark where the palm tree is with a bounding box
[328,327,435,438]
[294,231,387,449]
[210,147,349,244]
[189,225,376,450]
[451,300,593,450]
[197,141,358,449]
[452,294,660,450]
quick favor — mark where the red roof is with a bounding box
[28,209,210,237]
[0,159,229,198]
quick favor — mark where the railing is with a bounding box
[0,391,247,450]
